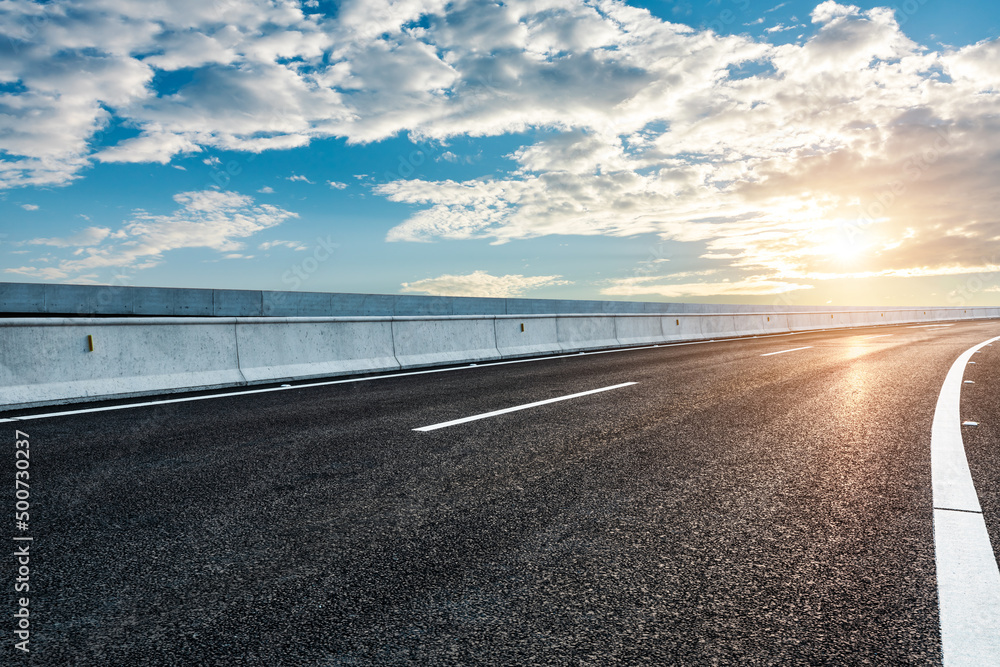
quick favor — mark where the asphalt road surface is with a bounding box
[4,320,1000,665]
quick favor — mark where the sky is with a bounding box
[1,0,999,307]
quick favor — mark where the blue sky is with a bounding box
[2,0,999,306]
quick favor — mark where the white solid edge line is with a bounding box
[934,511,1000,665]
[930,336,1000,511]
[932,334,1000,665]
[413,382,637,432]
[760,346,813,357]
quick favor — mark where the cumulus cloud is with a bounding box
[371,3,1000,294]
[259,239,308,251]
[28,226,113,247]
[0,0,333,186]
[328,181,348,189]
[0,0,768,185]
[21,204,38,211]
[401,270,571,297]
[1,0,999,296]
[811,1,859,24]
[8,190,295,281]
[96,132,202,164]
[4,266,76,281]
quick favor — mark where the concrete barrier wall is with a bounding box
[392,317,501,369]
[614,315,663,346]
[2,306,999,410]
[0,318,244,407]
[495,316,561,358]
[235,318,399,383]
[731,314,770,337]
[6,281,994,319]
[662,315,706,341]
[696,313,734,338]
[557,316,618,352]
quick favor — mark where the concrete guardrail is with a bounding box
[3,307,1000,410]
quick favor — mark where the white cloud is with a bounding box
[943,38,1000,91]
[0,0,998,296]
[257,186,275,194]
[21,204,39,211]
[0,0,768,183]
[328,181,348,189]
[0,0,334,184]
[401,270,571,297]
[28,226,112,247]
[259,240,308,251]
[96,132,202,164]
[0,25,155,187]
[287,174,313,183]
[370,3,1000,292]
[14,190,295,281]
[811,1,859,24]
[4,266,76,281]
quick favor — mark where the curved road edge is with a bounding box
[931,334,1000,665]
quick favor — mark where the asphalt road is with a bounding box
[4,320,1000,665]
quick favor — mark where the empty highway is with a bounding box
[4,320,1000,665]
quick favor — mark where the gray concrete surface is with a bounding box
[3,309,1000,410]
[4,281,990,318]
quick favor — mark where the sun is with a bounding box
[805,224,868,266]
[826,237,865,263]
